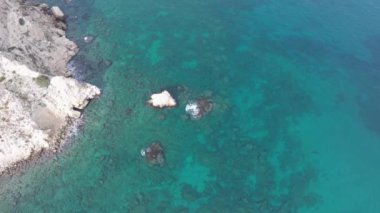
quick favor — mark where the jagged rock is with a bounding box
[147,90,176,108]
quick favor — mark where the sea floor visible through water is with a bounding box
[1,0,380,212]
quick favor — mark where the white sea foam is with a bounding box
[185,102,201,119]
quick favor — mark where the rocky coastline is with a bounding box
[0,0,100,174]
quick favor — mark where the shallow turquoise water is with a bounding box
[1,0,380,212]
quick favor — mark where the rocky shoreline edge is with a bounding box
[0,0,100,176]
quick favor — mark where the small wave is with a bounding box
[59,117,84,151]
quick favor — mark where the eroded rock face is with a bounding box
[147,90,176,108]
[0,0,101,173]
[45,76,100,118]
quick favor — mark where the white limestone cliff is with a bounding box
[0,56,100,173]
[0,0,101,174]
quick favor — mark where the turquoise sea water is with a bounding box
[1,0,380,212]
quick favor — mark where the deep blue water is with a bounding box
[1,0,380,212]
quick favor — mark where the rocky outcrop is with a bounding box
[51,6,65,20]
[148,90,177,108]
[0,0,100,173]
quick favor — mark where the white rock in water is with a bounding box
[51,6,64,20]
[148,90,176,108]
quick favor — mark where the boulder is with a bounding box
[51,6,64,20]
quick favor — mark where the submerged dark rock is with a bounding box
[140,142,165,165]
[98,59,113,68]
[181,184,201,201]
